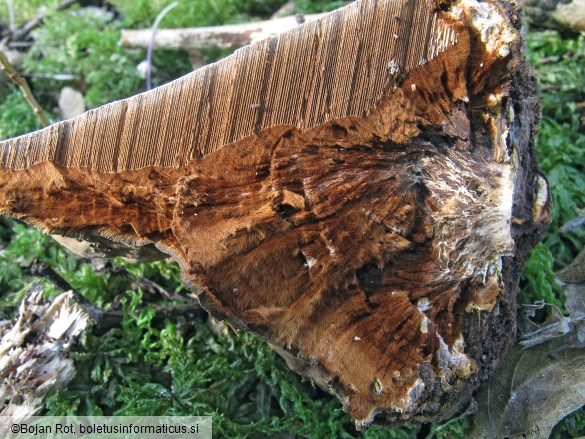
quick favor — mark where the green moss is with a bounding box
[551,408,585,439]
[0,221,58,313]
[519,31,585,305]
[22,7,146,109]
[0,85,45,140]
[0,0,61,28]
[527,31,585,262]
[293,0,351,13]
[523,30,585,438]
[109,0,291,28]
[520,243,567,309]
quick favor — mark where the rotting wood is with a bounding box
[0,284,90,421]
[0,0,549,428]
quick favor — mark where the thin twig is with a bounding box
[0,49,49,127]
[560,215,585,233]
[30,260,75,292]
[93,303,202,333]
[131,276,197,303]
[6,0,15,35]
[271,1,297,18]
[28,260,202,332]
[146,1,179,91]
[7,0,79,43]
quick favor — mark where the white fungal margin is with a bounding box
[451,0,516,56]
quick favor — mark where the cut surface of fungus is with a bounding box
[0,0,548,427]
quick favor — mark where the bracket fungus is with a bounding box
[0,0,550,428]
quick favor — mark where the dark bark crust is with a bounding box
[0,0,548,428]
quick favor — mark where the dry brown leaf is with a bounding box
[557,246,585,284]
[469,339,585,439]
[472,272,585,439]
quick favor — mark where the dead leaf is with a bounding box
[557,246,585,284]
[518,302,571,347]
[473,259,585,437]
[469,339,585,439]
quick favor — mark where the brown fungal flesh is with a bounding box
[0,0,549,427]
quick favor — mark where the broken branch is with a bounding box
[0,284,90,421]
[120,12,326,51]
[30,260,75,292]
[3,0,79,44]
[0,49,49,127]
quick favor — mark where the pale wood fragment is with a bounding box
[0,285,90,422]
[120,13,328,51]
[58,87,86,120]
